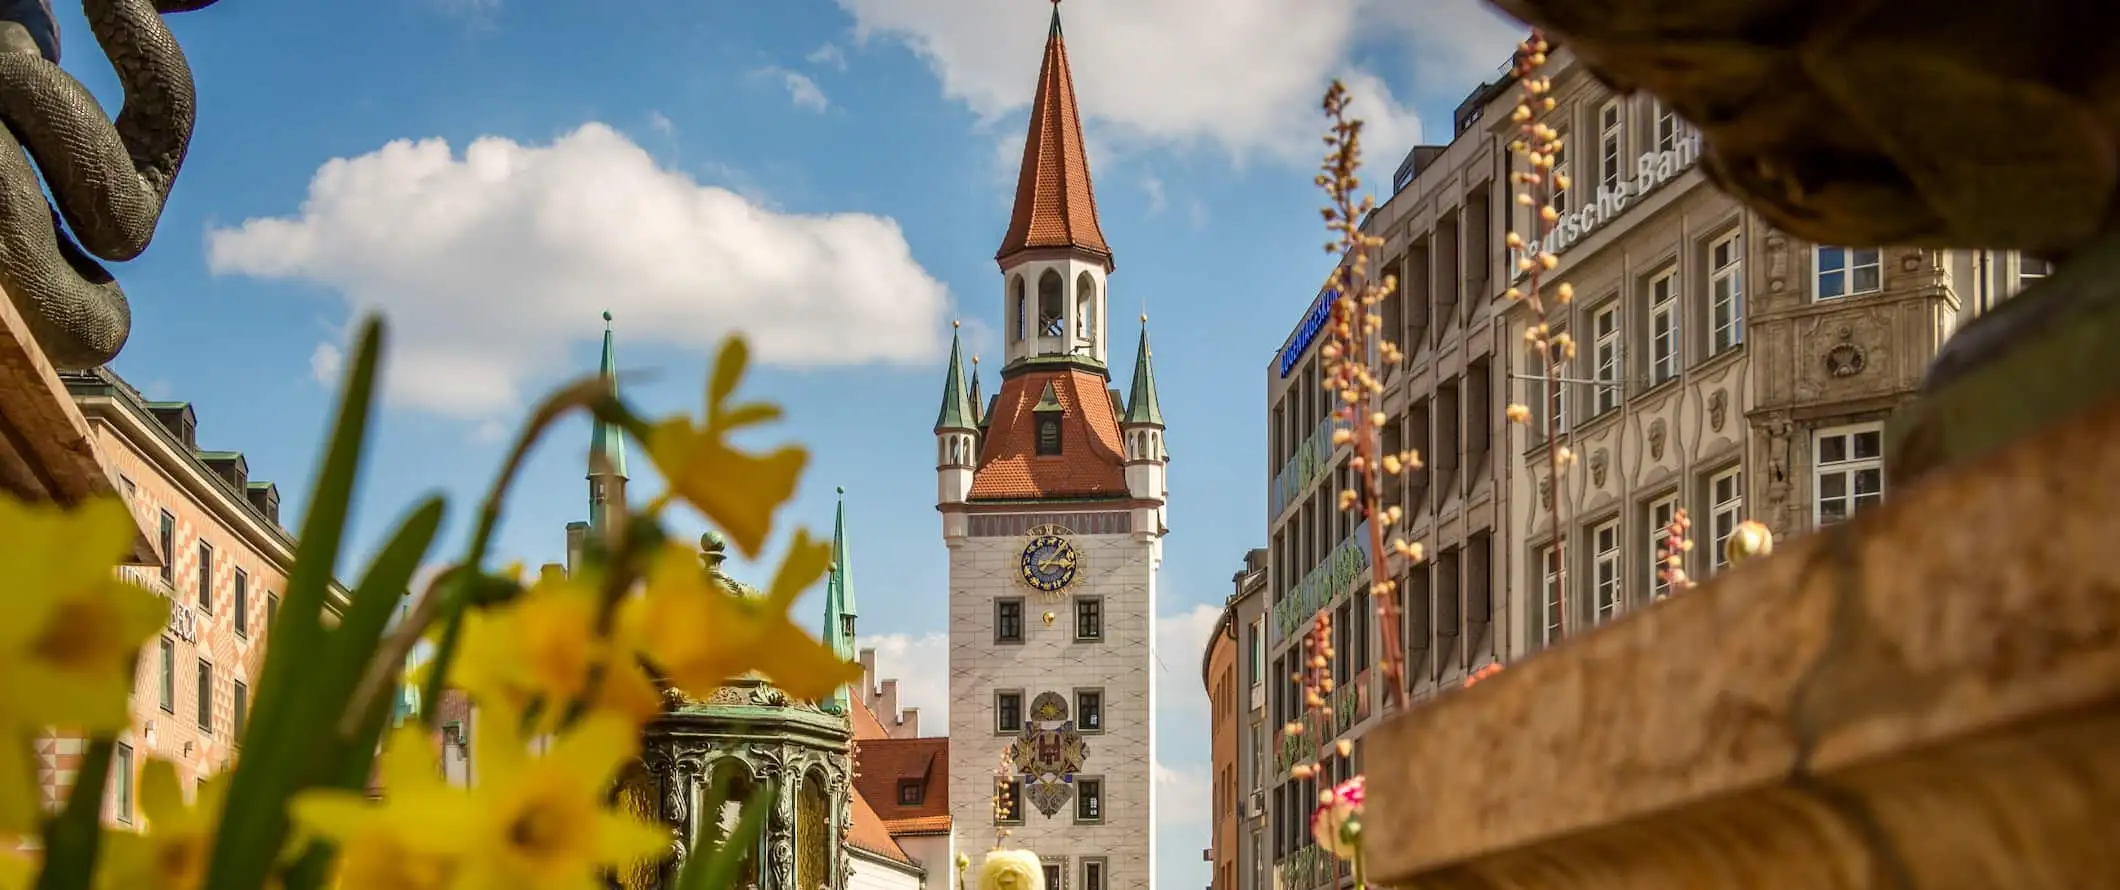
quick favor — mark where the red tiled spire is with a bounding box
[996,1,1113,269]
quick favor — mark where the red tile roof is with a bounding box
[852,737,951,828]
[846,788,912,864]
[969,368,1128,501]
[850,695,890,742]
[996,8,1111,267]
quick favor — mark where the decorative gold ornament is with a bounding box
[1042,611,1056,626]
[1726,520,1774,565]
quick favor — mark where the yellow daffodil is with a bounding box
[621,532,860,703]
[0,848,34,890]
[95,761,227,890]
[0,497,169,833]
[450,569,663,732]
[644,337,806,558]
[452,716,669,890]
[291,726,474,890]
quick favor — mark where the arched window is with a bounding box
[1075,271,1097,346]
[1037,270,1064,339]
[1010,275,1027,342]
[797,771,833,890]
[703,760,759,888]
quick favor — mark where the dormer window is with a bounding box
[1036,417,1062,455]
[898,780,923,806]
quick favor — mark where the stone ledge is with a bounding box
[1365,394,2120,889]
[0,285,154,564]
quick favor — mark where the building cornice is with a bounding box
[67,382,351,613]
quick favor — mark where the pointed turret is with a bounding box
[588,312,628,534]
[936,323,978,532]
[1123,321,1164,428]
[823,486,857,714]
[996,1,1111,270]
[969,354,985,426]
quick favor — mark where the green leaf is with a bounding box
[206,316,385,890]
[677,779,776,890]
[33,736,113,890]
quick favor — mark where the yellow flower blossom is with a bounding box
[0,848,34,890]
[95,762,228,890]
[621,533,860,703]
[451,716,669,890]
[645,337,806,558]
[0,497,169,833]
[292,726,473,890]
[450,568,664,732]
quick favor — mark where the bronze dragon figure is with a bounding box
[0,0,219,369]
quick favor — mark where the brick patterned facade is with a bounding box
[35,371,324,826]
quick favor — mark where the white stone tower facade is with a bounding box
[936,7,1166,890]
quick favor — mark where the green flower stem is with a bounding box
[33,735,113,890]
[420,376,623,730]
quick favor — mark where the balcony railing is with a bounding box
[1269,419,1341,518]
[1270,520,1373,645]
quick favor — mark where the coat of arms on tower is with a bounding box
[1008,691,1089,818]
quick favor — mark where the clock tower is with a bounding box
[936,4,1166,889]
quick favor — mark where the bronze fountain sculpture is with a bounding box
[1483,0,2120,486]
[0,0,219,370]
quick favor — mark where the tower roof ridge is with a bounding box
[995,0,1112,269]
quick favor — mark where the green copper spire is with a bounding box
[823,486,857,713]
[1124,318,1164,426]
[935,321,975,432]
[588,311,629,535]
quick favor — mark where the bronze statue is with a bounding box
[0,0,220,369]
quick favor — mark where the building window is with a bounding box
[1597,100,1624,195]
[1648,494,1678,600]
[1042,864,1062,889]
[1247,618,1263,699]
[897,780,923,806]
[2019,254,2053,291]
[1075,777,1104,823]
[1550,137,1570,213]
[114,742,133,824]
[158,511,174,585]
[1648,269,1679,383]
[1082,859,1107,890]
[1814,424,1885,526]
[1591,302,1621,414]
[1710,468,1744,572]
[1529,330,1568,438]
[1076,689,1103,732]
[995,691,1023,734]
[266,593,279,636]
[196,660,213,733]
[197,542,213,613]
[158,636,174,713]
[233,679,249,745]
[1592,520,1622,623]
[995,776,1024,825]
[1036,417,1062,455]
[1709,231,1744,353]
[995,598,1024,644]
[1652,100,1679,152]
[233,569,249,638]
[1815,247,1882,300]
[1538,545,1562,645]
[1074,596,1103,641]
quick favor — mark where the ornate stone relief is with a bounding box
[1763,230,1789,296]
[1648,419,1667,460]
[1826,343,1866,377]
[1589,449,1609,487]
[1538,475,1555,510]
[1708,390,1728,432]
[1008,691,1090,819]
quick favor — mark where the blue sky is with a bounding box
[65,0,1524,884]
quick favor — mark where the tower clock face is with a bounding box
[1019,534,1079,597]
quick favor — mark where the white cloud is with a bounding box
[807,43,849,71]
[860,632,950,725]
[1142,176,1167,214]
[206,124,950,418]
[833,0,1523,164]
[309,342,343,386]
[1156,603,1226,719]
[754,66,830,112]
[1154,760,1210,827]
[646,110,675,137]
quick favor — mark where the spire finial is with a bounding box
[837,485,845,496]
[602,309,613,325]
[953,319,961,329]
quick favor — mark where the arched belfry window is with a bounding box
[1038,270,1064,339]
[1010,275,1027,342]
[703,760,759,888]
[1036,417,1062,455]
[1075,271,1097,347]
[797,771,833,890]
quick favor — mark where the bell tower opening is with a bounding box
[1075,270,1097,355]
[1010,274,1027,343]
[1037,269,1065,346]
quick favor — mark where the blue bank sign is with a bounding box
[1277,289,1337,379]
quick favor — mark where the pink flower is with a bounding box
[1309,775,1366,860]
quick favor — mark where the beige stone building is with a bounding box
[1254,42,2043,890]
[47,368,347,824]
